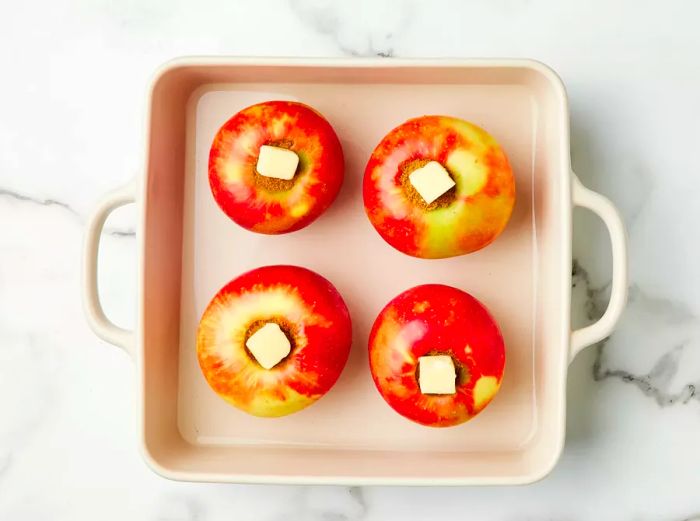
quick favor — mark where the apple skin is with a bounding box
[197,265,352,417]
[209,101,344,235]
[363,116,515,259]
[368,284,505,427]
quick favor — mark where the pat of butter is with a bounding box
[256,145,299,180]
[418,355,456,395]
[245,322,291,369]
[408,161,456,204]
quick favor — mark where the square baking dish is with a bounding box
[82,58,627,485]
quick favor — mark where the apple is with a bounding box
[209,101,344,235]
[197,265,352,417]
[368,284,505,427]
[363,115,516,258]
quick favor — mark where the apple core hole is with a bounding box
[243,317,298,368]
[253,139,304,192]
[414,352,471,391]
[398,158,457,210]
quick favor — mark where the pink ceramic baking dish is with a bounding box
[82,58,627,485]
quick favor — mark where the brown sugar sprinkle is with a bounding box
[253,139,303,193]
[398,158,457,210]
[243,317,299,368]
[268,138,295,149]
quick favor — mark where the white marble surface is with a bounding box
[1,0,699,518]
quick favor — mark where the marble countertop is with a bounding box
[2,0,699,519]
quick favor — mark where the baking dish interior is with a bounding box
[140,60,571,484]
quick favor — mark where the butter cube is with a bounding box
[408,161,456,204]
[256,145,299,180]
[245,322,291,369]
[418,355,456,394]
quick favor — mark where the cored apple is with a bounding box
[368,284,505,427]
[197,265,352,417]
[363,116,515,258]
[209,101,344,235]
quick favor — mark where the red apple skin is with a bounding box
[197,265,352,417]
[209,101,344,235]
[368,284,505,427]
[363,116,515,258]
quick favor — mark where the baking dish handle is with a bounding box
[82,180,137,357]
[569,173,628,361]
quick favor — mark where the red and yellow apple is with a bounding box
[363,116,515,258]
[197,265,352,417]
[209,101,344,235]
[368,284,505,427]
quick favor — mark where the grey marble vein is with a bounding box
[573,260,700,408]
[0,335,56,489]
[0,454,11,481]
[0,186,135,237]
[313,486,366,521]
[106,228,137,237]
[593,342,698,406]
[270,486,367,521]
[289,0,402,57]
[348,487,367,520]
[0,187,79,216]
[155,495,203,521]
[572,259,609,322]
